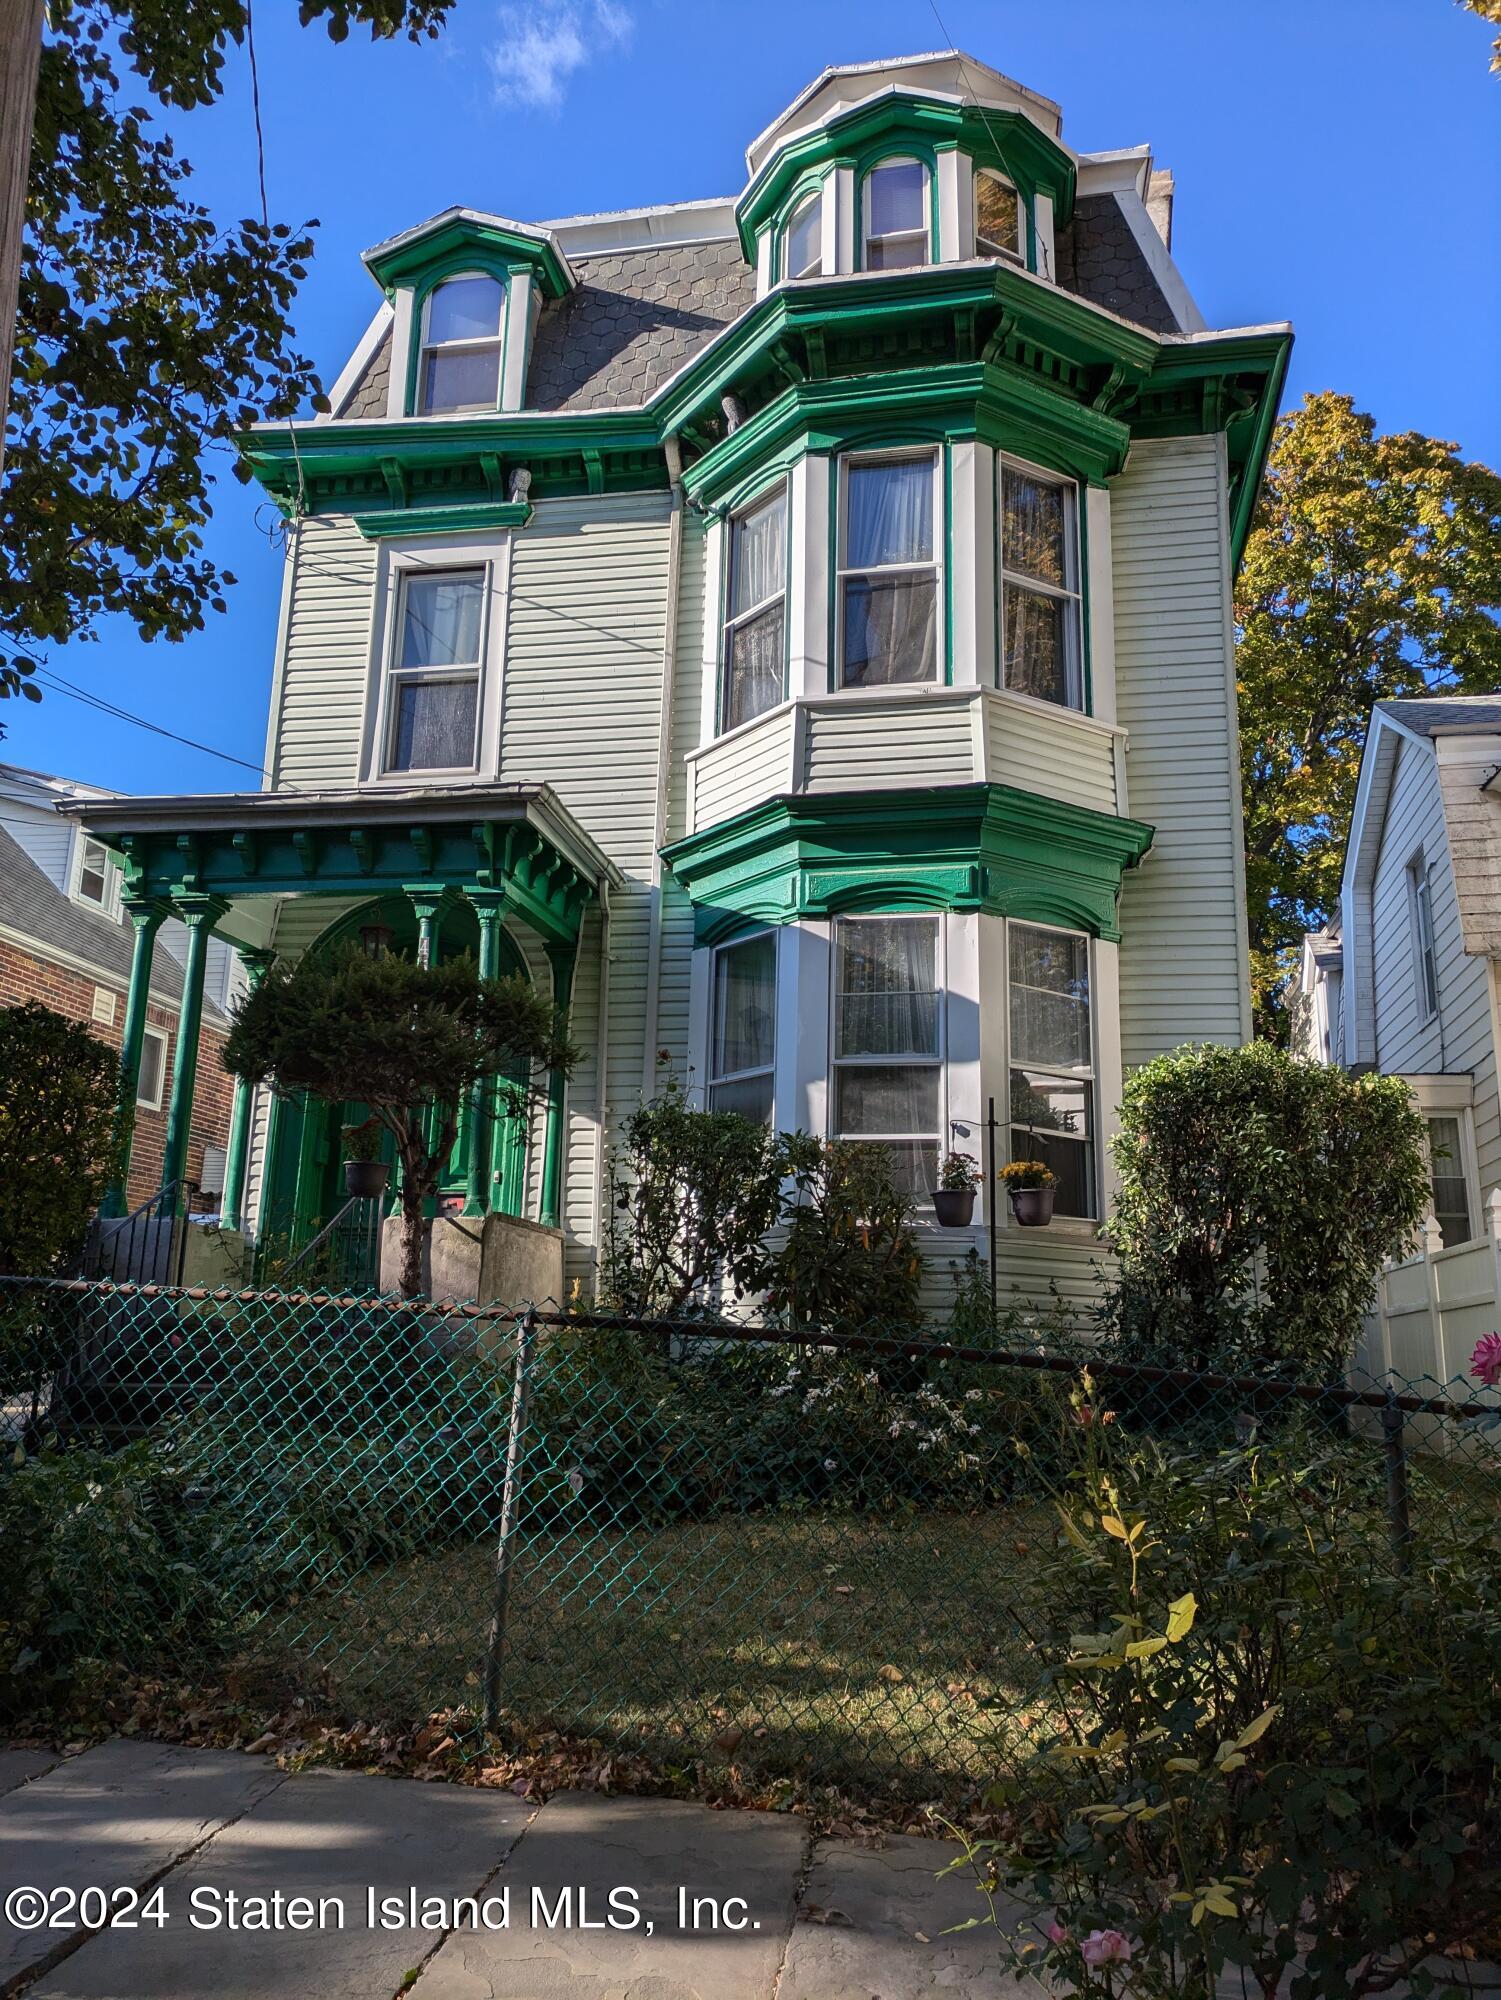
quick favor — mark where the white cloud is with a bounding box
[488,0,634,111]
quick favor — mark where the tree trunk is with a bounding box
[0,0,43,485]
[399,1173,426,1300]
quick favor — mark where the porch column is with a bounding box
[160,895,229,1196]
[463,890,507,1218]
[218,946,275,1232]
[408,888,446,969]
[102,895,171,1217]
[539,942,576,1231]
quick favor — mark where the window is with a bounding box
[385,568,485,773]
[862,158,929,269]
[137,1026,167,1111]
[1426,1115,1473,1247]
[418,274,504,415]
[782,191,822,280]
[709,932,776,1124]
[839,453,939,687]
[999,461,1083,710]
[76,836,113,911]
[975,169,1023,262]
[1008,923,1095,1218]
[833,915,942,1195]
[721,486,787,732]
[1409,860,1439,1019]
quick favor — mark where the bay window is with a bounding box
[385,567,485,774]
[782,191,822,280]
[975,169,1023,262]
[862,158,929,269]
[833,915,942,1194]
[839,452,939,687]
[999,461,1083,711]
[721,485,787,732]
[418,273,504,415]
[709,932,776,1124]
[1008,923,1095,1218]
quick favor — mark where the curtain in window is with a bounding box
[848,459,933,569]
[401,572,484,668]
[724,493,787,729]
[1009,927,1090,1066]
[784,195,821,278]
[725,610,785,729]
[428,276,503,344]
[731,494,785,614]
[1427,1116,1473,1246]
[837,918,939,1056]
[393,679,478,772]
[843,459,936,686]
[713,934,776,1078]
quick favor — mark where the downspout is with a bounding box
[588,879,612,1293]
[638,432,687,1093]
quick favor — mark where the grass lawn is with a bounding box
[242,1506,1060,1798]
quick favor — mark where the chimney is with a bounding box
[1146,168,1175,249]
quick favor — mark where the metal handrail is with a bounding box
[279,1196,370,1277]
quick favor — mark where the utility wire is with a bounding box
[30,667,270,780]
[924,0,1054,279]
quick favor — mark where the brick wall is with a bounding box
[0,937,235,1212]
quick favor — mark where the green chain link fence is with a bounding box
[2,1275,1498,1800]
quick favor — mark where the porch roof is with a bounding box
[54,782,621,953]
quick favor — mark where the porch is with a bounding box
[57,783,619,1278]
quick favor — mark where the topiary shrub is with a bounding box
[1103,1042,1429,1378]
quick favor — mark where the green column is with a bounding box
[160,895,229,1196]
[218,946,275,1232]
[463,891,507,1218]
[102,896,170,1217]
[408,888,447,969]
[539,942,576,1232]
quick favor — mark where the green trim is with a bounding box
[351,500,532,539]
[851,144,939,273]
[769,168,830,286]
[366,213,572,302]
[662,783,1153,945]
[942,439,954,686]
[403,254,513,419]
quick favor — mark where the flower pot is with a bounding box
[931,1188,976,1228]
[1009,1186,1055,1227]
[344,1158,391,1200]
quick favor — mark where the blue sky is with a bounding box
[7,0,1499,794]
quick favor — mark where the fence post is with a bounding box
[482,1306,538,1731]
[1381,1388,1412,1573]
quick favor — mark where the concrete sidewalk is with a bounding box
[0,1740,1008,1999]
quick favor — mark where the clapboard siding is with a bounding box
[5,808,75,890]
[801,693,973,790]
[690,704,793,830]
[270,517,376,790]
[986,693,1118,813]
[658,517,707,1074]
[1112,436,1249,1063]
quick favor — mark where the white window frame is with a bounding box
[720,481,789,735]
[860,156,931,270]
[997,453,1084,712]
[364,539,511,784]
[780,189,823,280]
[829,912,945,1197]
[835,446,944,692]
[1408,856,1440,1022]
[1424,1109,1478,1247]
[136,1025,168,1112]
[707,929,778,1124]
[73,833,118,917]
[416,270,505,417]
[975,167,1025,263]
[1005,918,1098,1223]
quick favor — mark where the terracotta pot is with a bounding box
[931,1188,976,1228]
[344,1158,391,1200]
[1008,1185,1055,1227]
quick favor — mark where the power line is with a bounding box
[29,667,270,780]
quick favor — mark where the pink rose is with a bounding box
[1045,1920,1069,1944]
[1471,1332,1501,1390]
[1081,1930,1132,1967]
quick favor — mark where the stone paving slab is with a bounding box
[0,1740,284,1990]
[0,1749,59,1800]
[780,1832,1035,2000]
[31,1767,534,2000]
[412,1788,807,2000]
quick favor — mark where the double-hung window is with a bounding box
[999,461,1083,710]
[721,486,787,732]
[1426,1115,1473,1246]
[975,169,1024,262]
[385,568,486,774]
[782,191,822,280]
[862,159,929,269]
[709,932,777,1125]
[76,836,114,912]
[1008,923,1095,1218]
[418,274,505,415]
[1409,859,1439,1019]
[839,453,939,687]
[833,915,942,1195]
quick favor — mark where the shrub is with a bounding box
[756,1136,923,1333]
[1104,1043,1429,1376]
[0,1000,121,1277]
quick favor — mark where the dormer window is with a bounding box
[75,835,115,913]
[781,191,822,280]
[862,159,929,270]
[975,169,1023,263]
[418,273,505,415]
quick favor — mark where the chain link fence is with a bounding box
[3,1276,1498,1800]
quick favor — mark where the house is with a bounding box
[1296,696,1501,1388]
[0,762,238,1214]
[59,51,1290,1305]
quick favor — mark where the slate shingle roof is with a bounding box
[1054,194,1179,336]
[1379,696,1501,738]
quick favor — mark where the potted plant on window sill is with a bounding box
[932,1150,982,1227]
[341,1118,390,1201]
[999,1158,1057,1227]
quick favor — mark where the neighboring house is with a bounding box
[1296,697,1501,1387]
[61,51,1290,1306]
[0,762,237,1213]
